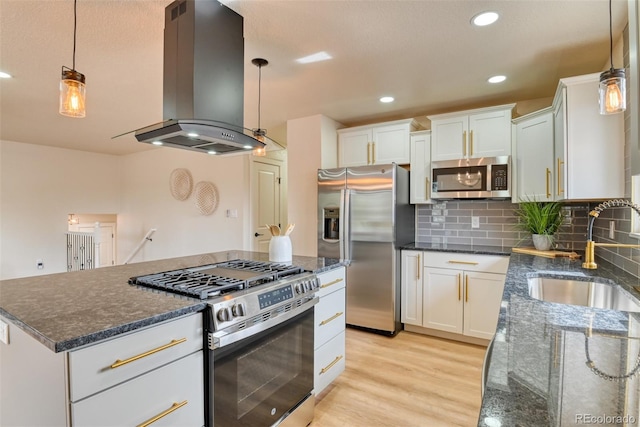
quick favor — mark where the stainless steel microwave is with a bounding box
[431,156,511,199]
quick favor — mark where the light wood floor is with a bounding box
[311,328,486,427]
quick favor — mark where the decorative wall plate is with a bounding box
[169,168,193,201]
[194,181,219,215]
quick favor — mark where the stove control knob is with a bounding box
[304,281,311,292]
[217,307,231,322]
[232,303,246,317]
[294,283,303,294]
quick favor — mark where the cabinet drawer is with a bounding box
[316,267,346,298]
[314,331,346,395]
[423,252,509,274]
[315,288,346,349]
[71,351,204,427]
[69,313,203,401]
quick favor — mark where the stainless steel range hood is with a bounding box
[133,0,278,155]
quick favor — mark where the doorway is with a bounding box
[251,155,286,253]
[68,214,117,267]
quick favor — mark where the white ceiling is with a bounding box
[0,0,629,156]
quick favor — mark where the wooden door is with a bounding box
[251,161,281,253]
[78,223,116,267]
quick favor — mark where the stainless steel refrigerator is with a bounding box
[317,164,415,335]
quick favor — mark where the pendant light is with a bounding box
[598,0,626,115]
[252,58,268,157]
[59,0,86,118]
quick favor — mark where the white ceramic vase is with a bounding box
[269,236,292,262]
[532,234,553,251]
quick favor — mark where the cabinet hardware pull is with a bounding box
[553,331,559,369]
[372,142,375,164]
[137,400,188,427]
[320,312,344,326]
[416,254,420,280]
[457,274,461,301]
[546,168,551,199]
[367,143,371,164]
[320,355,344,375]
[465,275,469,302]
[469,130,474,156]
[110,338,187,369]
[447,260,479,266]
[425,178,429,200]
[557,158,564,195]
[320,278,343,289]
[462,131,467,157]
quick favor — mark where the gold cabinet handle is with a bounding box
[465,275,469,303]
[137,401,188,427]
[110,338,187,369]
[372,142,376,164]
[320,355,344,375]
[320,278,343,289]
[416,254,421,280]
[553,331,560,369]
[462,131,467,157]
[469,130,474,156]
[546,168,551,199]
[425,178,430,200]
[447,260,479,266]
[320,312,344,326]
[367,143,371,164]
[457,273,461,301]
[556,157,564,195]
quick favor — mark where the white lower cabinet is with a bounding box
[314,266,346,395]
[0,312,204,427]
[402,250,507,341]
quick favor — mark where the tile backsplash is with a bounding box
[415,199,640,279]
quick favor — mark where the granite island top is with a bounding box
[0,250,346,353]
[479,253,640,427]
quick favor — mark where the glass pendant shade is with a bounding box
[252,129,267,157]
[599,68,626,114]
[60,68,86,118]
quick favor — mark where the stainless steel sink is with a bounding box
[527,277,640,312]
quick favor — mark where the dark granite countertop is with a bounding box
[479,254,640,427]
[0,250,345,353]
[398,242,512,256]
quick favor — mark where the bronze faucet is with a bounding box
[583,199,640,269]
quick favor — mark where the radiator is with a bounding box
[66,232,95,272]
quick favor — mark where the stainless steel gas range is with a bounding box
[130,259,319,427]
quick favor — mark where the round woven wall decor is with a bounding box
[169,168,193,201]
[194,181,219,216]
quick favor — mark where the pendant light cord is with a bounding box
[608,0,613,71]
[73,0,77,71]
[257,64,262,129]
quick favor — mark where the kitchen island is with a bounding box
[479,253,640,427]
[0,250,346,426]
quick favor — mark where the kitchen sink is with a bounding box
[527,277,640,312]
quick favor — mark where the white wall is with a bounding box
[0,140,250,279]
[118,148,249,263]
[286,115,341,257]
[0,140,121,279]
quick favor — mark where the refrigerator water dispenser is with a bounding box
[323,208,340,240]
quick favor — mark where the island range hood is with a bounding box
[133,0,276,155]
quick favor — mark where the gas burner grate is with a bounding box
[129,259,306,300]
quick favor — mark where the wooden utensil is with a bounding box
[284,223,295,236]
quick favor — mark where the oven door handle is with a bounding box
[209,297,319,350]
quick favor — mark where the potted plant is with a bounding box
[514,198,565,251]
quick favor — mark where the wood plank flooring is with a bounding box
[311,328,486,427]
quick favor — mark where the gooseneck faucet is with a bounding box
[583,199,640,269]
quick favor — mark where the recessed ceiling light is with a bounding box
[0,71,12,79]
[472,11,499,27]
[295,51,332,64]
[152,141,163,146]
[488,75,506,84]
[380,96,394,103]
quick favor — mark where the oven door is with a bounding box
[212,307,314,427]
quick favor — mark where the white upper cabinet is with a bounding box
[409,131,432,204]
[338,119,417,167]
[553,73,624,200]
[512,108,555,202]
[429,104,515,161]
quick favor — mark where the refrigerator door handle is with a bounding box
[343,188,351,260]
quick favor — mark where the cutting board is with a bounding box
[512,247,580,259]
